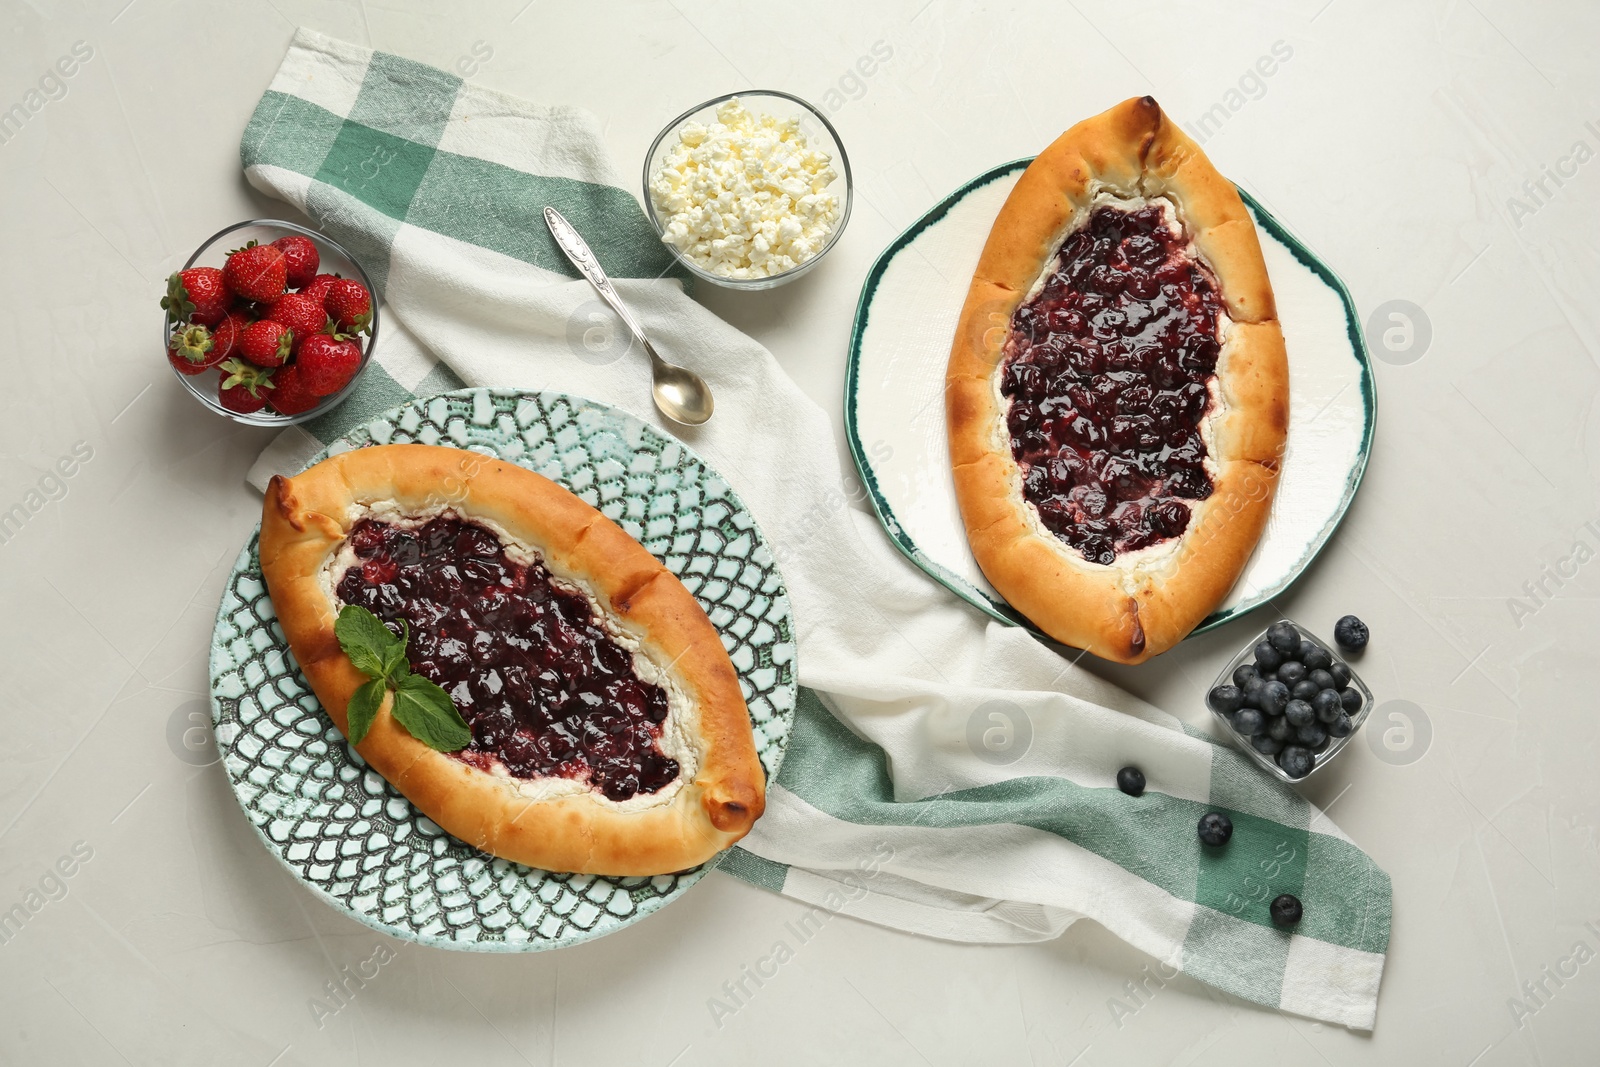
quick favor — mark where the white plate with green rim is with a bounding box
[209,388,797,950]
[845,159,1375,642]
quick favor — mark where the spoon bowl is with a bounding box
[650,359,714,425]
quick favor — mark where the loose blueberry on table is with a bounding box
[1116,766,1146,797]
[1333,614,1369,653]
[334,514,679,801]
[1197,811,1233,846]
[1270,893,1303,927]
[999,202,1224,565]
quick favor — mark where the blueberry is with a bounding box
[1340,688,1364,714]
[1310,734,1331,754]
[1296,721,1327,748]
[1259,680,1290,715]
[1308,668,1336,692]
[1312,689,1342,722]
[1285,699,1315,728]
[1328,662,1352,689]
[1233,708,1265,737]
[1327,712,1354,738]
[1299,642,1332,671]
[1333,615,1369,653]
[1208,684,1245,714]
[1270,893,1303,926]
[1252,734,1284,756]
[1233,663,1261,689]
[1277,745,1315,779]
[1254,642,1283,671]
[1291,679,1320,702]
[1277,661,1308,687]
[1268,621,1301,654]
[1198,812,1233,846]
[1117,766,1146,796]
[1243,678,1268,709]
[1268,716,1294,742]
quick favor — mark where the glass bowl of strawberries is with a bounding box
[162,220,378,425]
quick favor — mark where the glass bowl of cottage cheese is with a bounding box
[644,91,852,289]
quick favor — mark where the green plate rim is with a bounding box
[843,157,1377,644]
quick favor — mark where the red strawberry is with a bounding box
[209,312,249,363]
[299,274,341,306]
[217,359,274,414]
[267,364,322,415]
[167,323,221,375]
[239,319,293,368]
[266,293,330,348]
[272,234,320,289]
[161,267,231,327]
[325,278,372,334]
[223,241,288,303]
[297,334,364,396]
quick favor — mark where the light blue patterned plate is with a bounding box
[209,388,797,951]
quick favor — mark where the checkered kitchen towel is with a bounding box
[239,29,1390,1028]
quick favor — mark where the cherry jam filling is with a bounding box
[334,515,679,802]
[1001,201,1224,564]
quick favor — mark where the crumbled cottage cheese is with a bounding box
[648,98,841,280]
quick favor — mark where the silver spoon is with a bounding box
[542,206,714,426]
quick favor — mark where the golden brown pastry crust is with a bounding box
[259,443,765,875]
[946,97,1289,664]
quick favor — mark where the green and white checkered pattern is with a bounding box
[240,29,1389,1028]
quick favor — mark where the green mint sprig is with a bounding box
[334,605,470,752]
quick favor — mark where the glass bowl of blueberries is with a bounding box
[1207,616,1372,782]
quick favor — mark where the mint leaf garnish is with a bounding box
[335,605,402,679]
[379,620,411,681]
[391,674,471,752]
[346,677,386,745]
[332,605,467,752]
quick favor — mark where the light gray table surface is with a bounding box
[2,1,1597,1064]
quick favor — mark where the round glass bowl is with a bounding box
[642,90,853,291]
[1208,621,1374,784]
[163,219,378,427]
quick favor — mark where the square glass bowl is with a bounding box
[1207,621,1373,783]
[163,219,377,426]
[642,90,852,290]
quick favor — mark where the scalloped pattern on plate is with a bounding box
[209,388,797,950]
